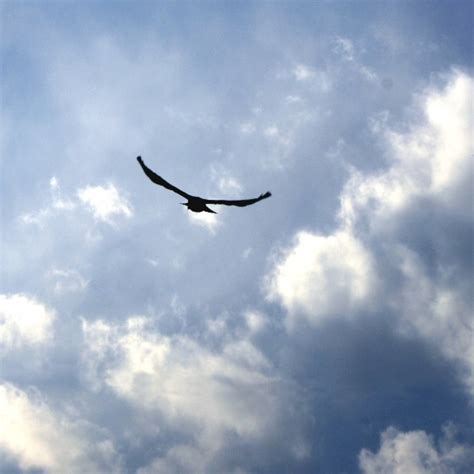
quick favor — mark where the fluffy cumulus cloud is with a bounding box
[82,316,277,435]
[267,70,474,393]
[81,315,302,472]
[77,183,133,224]
[340,70,473,229]
[267,230,375,327]
[359,424,474,474]
[0,383,121,473]
[0,293,55,350]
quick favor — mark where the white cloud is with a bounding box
[340,70,473,228]
[394,248,474,397]
[81,315,306,472]
[264,125,280,138]
[263,125,292,148]
[209,163,243,196]
[20,177,76,225]
[266,70,474,393]
[77,183,133,224]
[20,178,132,227]
[333,36,378,83]
[293,64,316,81]
[0,294,55,351]
[267,230,375,328]
[186,208,221,234]
[244,310,268,335]
[359,424,474,474]
[286,94,303,104]
[81,316,278,440]
[49,176,59,190]
[333,36,355,62]
[217,176,242,195]
[338,70,474,392]
[0,383,121,474]
[47,268,89,293]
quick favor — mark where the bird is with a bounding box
[137,156,271,214]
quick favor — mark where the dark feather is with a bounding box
[204,191,272,207]
[137,156,191,199]
[137,156,271,211]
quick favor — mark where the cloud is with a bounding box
[244,310,268,335]
[266,70,474,393]
[47,268,89,293]
[186,209,222,234]
[20,178,132,227]
[209,163,243,196]
[0,383,121,473]
[80,315,305,472]
[266,230,375,328]
[333,36,378,83]
[82,316,278,438]
[333,36,355,62]
[20,177,76,225]
[359,424,474,474]
[340,70,472,228]
[293,64,316,81]
[0,293,55,351]
[77,183,133,224]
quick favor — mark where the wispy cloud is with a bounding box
[46,268,89,294]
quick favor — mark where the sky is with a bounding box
[0,1,473,473]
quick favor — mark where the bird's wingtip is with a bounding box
[136,156,143,162]
[262,191,272,198]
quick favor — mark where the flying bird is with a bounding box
[137,156,271,214]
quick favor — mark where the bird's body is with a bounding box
[136,156,271,213]
[183,197,217,214]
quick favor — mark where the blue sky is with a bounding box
[1,1,473,473]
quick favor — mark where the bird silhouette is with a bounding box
[137,156,271,214]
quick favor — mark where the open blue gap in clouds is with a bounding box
[1,1,473,473]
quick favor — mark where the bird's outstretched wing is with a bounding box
[203,191,272,207]
[137,156,191,199]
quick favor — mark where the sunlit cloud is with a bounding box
[267,70,474,394]
[20,179,132,227]
[0,383,121,473]
[267,230,375,328]
[80,316,295,470]
[0,294,55,351]
[359,424,474,474]
[77,183,133,224]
